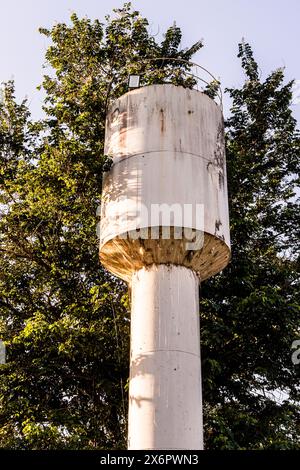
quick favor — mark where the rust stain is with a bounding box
[160,108,165,133]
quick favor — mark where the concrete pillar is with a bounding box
[128,264,203,450]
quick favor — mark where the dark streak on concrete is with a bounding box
[213,122,225,189]
[160,108,165,133]
[214,219,222,235]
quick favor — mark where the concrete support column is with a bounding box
[128,264,203,450]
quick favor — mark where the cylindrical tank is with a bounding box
[100,84,230,283]
[99,84,231,450]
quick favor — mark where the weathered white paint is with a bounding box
[128,264,203,450]
[100,84,230,255]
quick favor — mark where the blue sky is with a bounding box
[1,0,300,122]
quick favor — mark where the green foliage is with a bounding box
[0,3,299,450]
[201,41,300,449]
[0,3,203,449]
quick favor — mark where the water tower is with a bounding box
[99,82,230,450]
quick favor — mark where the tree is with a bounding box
[201,41,300,449]
[0,3,202,449]
[0,3,299,449]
